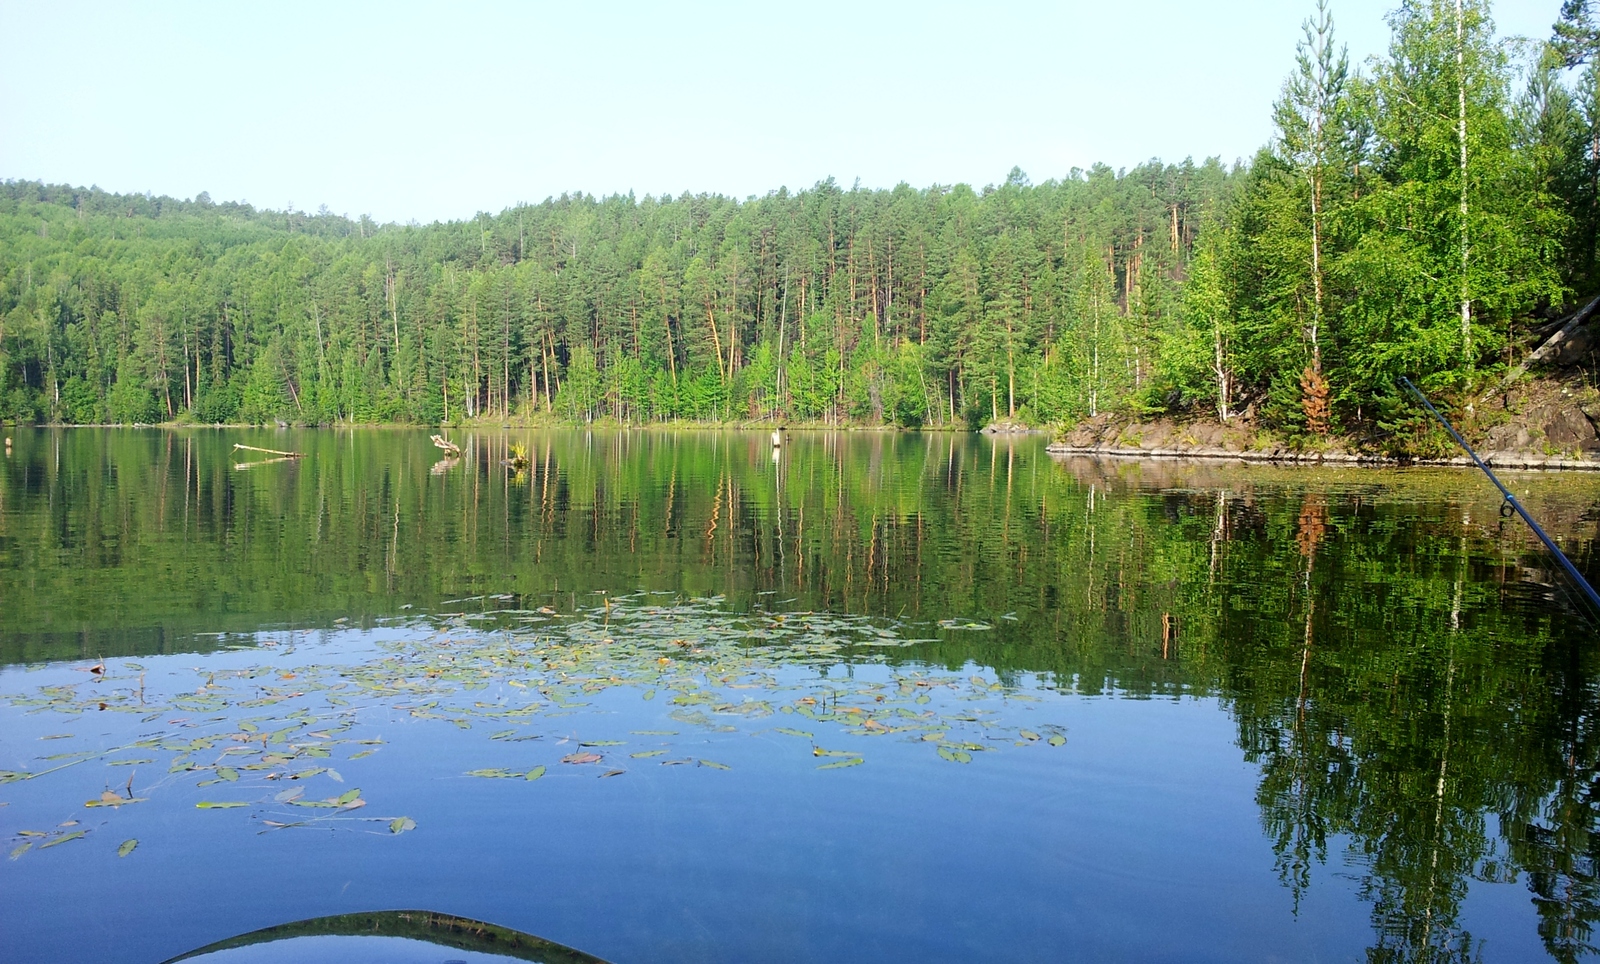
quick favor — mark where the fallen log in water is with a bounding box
[233,443,303,458]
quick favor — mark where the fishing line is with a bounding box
[1400,376,1600,617]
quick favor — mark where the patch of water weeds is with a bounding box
[0,594,1066,860]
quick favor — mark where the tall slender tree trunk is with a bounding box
[1214,322,1231,421]
[1309,169,1324,374]
[1457,0,1472,372]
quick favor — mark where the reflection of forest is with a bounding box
[3,429,1600,959]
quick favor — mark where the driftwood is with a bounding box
[1490,294,1600,397]
[233,443,303,458]
[431,435,462,457]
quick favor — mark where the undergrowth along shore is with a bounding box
[11,373,1600,469]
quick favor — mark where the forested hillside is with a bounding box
[1,0,1596,437]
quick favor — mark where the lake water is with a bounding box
[2,428,1598,963]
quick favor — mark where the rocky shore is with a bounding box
[1044,375,1600,471]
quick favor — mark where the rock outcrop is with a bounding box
[1045,375,1600,470]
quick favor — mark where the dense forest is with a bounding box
[2,0,1598,438]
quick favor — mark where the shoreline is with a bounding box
[12,422,1598,470]
[6,419,966,433]
[1044,443,1600,472]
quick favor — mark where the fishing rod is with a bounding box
[1400,375,1600,614]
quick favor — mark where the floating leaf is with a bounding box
[1019,730,1040,741]
[580,740,626,747]
[630,750,668,759]
[117,839,138,858]
[39,830,86,848]
[600,769,626,778]
[562,752,602,765]
[466,768,519,778]
[525,766,546,781]
[325,769,344,783]
[196,801,248,809]
[106,758,153,767]
[938,746,973,764]
[631,730,677,736]
[698,760,731,770]
[9,843,32,860]
[812,748,855,758]
[335,788,362,806]
[774,727,813,739]
[817,757,864,770]
[348,749,377,760]
[274,787,304,803]
[86,791,146,808]
[389,817,416,835]
[217,767,239,782]
[1048,735,1067,747]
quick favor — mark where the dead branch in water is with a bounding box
[431,435,462,457]
[234,457,299,470]
[233,443,303,458]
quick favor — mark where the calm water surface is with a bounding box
[2,428,1598,963]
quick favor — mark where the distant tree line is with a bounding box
[1,0,1596,436]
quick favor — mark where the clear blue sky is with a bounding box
[0,0,1562,224]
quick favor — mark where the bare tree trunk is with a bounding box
[1457,0,1472,372]
[1214,322,1231,421]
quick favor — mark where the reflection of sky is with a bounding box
[0,609,1536,964]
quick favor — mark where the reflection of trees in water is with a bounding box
[1500,635,1600,964]
[1221,485,1598,962]
[8,433,1600,959]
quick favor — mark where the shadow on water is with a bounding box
[162,910,609,963]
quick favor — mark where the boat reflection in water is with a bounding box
[162,910,609,964]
